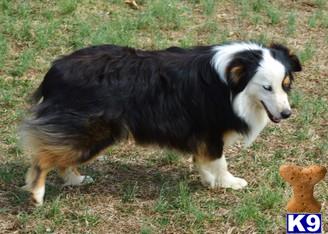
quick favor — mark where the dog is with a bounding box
[21,42,302,205]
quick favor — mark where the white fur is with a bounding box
[33,186,45,206]
[62,169,94,186]
[232,49,290,146]
[255,49,291,117]
[211,42,263,84]
[196,155,248,189]
[212,44,291,146]
[232,90,269,146]
[203,43,293,193]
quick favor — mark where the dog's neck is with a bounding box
[232,90,269,146]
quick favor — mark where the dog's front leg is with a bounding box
[194,148,247,189]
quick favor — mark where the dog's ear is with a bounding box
[228,65,244,86]
[270,43,290,54]
[226,50,262,94]
[226,62,249,93]
[269,43,302,72]
[288,54,302,72]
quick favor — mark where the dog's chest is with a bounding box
[222,112,268,148]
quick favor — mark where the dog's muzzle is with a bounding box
[261,101,291,123]
[280,109,292,119]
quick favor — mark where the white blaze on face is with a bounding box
[248,49,291,121]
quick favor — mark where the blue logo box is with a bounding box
[286,214,322,233]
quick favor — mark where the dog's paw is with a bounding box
[197,157,248,190]
[63,175,94,187]
[82,175,94,185]
[200,171,217,188]
[217,173,248,190]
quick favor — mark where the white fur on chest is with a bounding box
[226,91,269,147]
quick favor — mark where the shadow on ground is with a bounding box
[0,159,202,214]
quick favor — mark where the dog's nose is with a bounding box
[281,109,292,119]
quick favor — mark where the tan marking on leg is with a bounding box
[194,143,247,189]
[21,128,98,204]
[31,168,50,206]
[193,142,213,164]
[24,146,80,205]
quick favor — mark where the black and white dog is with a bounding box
[21,42,302,205]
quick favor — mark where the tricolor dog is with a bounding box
[21,42,302,205]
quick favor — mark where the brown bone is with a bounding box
[279,165,327,213]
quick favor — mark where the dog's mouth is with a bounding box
[260,101,281,123]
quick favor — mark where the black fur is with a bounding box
[269,43,302,73]
[24,44,255,161]
[24,43,301,163]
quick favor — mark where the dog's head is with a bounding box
[226,43,302,123]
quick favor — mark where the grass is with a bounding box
[58,0,78,15]
[286,12,297,36]
[154,181,207,231]
[266,6,280,25]
[298,41,316,64]
[199,0,217,15]
[121,182,138,203]
[160,150,180,165]
[0,0,327,233]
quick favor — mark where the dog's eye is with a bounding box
[263,85,273,91]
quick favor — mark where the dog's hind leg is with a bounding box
[23,160,51,206]
[21,118,117,205]
[56,136,117,187]
[22,142,87,205]
[58,167,94,187]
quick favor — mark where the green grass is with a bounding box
[266,6,280,25]
[122,182,138,203]
[199,0,217,15]
[315,0,326,8]
[298,42,316,63]
[251,0,268,13]
[15,198,100,232]
[139,0,190,30]
[233,200,260,224]
[0,0,327,233]
[160,150,180,165]
[58,0,78,15]
[286,12,297,35]
[153,181,207,232]
[140,226,153,234]
[0,34,8,69]
[10,48,35,77]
